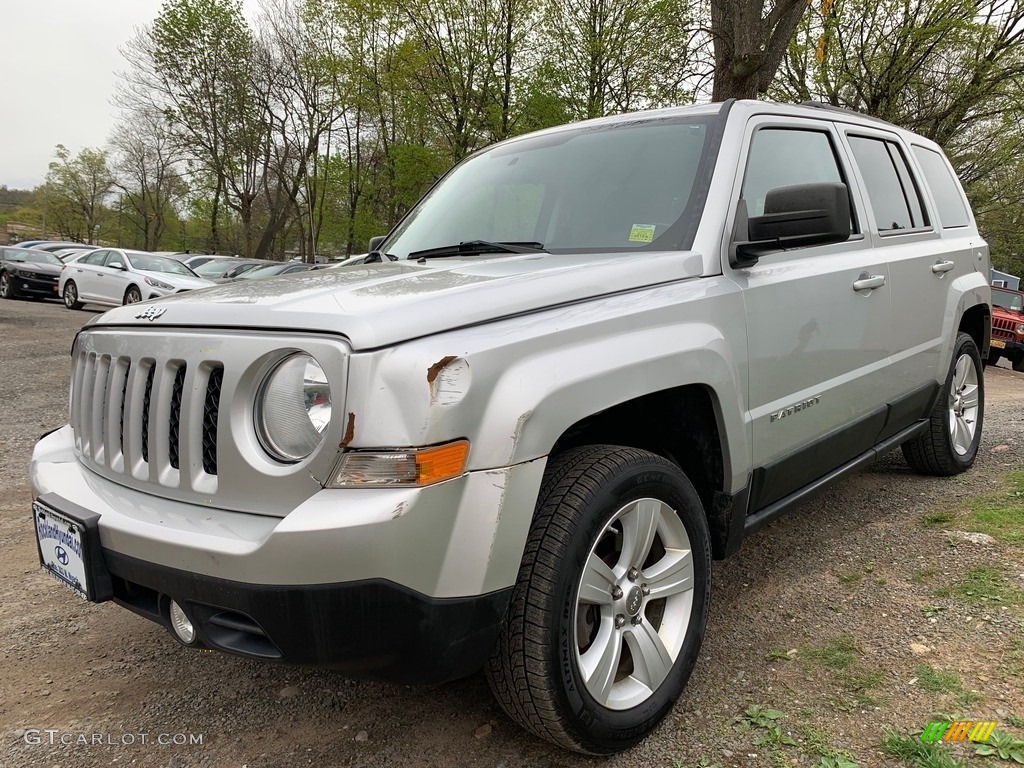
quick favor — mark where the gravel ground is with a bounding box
[1,297,1022,768]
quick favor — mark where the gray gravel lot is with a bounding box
[1,296,1022,768]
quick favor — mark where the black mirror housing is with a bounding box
[368,235,385,253]
[732,182,851,267]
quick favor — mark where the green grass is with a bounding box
[913,568,940,585]
[934,471,1024,545]
[803,636,859,670]
[837,570,864,586]
[936,566,1024,608]
[799,724,860,767]
[881,731,966,768]
[913,665,982,705]
[765,648,793,661]
[915,665,964,694]
[923,511,956,528]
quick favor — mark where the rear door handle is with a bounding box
[852,273,886,292]
[931,260,955,274]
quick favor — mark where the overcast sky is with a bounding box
[2,0,256,191]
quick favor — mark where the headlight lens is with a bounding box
[145,276,175,290]
[256,354,332,462]
[1017,323,1024,335]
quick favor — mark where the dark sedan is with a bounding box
[0,247,64,300]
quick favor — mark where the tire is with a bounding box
[62,281,83,310]
[1013,356,1024,373]
[124,286,142,305]
[902,331,984,475]
[486,445,712,754]
[987,351,1001,367]
[0,272,14,299]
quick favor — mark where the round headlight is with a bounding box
[256,354,332,462]
[1017,323,1024,335]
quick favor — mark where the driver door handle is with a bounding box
[852,273,885,292]
[931,260,955,274]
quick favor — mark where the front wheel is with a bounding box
[902,331,984,475]
[1013,355,1024,373]
[62,281,83,310]
[124,286,142,305]
[0,272,14,299]
[486,445,711,754]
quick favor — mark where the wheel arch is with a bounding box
[548,384,741,559]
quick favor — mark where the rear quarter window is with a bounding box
[912,146,970,228]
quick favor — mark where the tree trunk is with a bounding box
[711,0,810,101]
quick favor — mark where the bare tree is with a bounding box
[710,0,810,100]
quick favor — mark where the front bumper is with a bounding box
[989,333,1023,359]
[31,426,545,681]
[11,273,59,297]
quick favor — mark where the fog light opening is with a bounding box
[169,600,196,644]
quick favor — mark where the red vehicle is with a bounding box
[990,286,1024,371]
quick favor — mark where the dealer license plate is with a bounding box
[34,501,89,600]
[990,339,1006,349]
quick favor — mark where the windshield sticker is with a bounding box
[628,224,656,243]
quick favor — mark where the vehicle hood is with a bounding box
[92,251,704,350]
[136,270,216,290]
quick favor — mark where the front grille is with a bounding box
[202,367,223,475]
[168,365,187,470]
[141,366,155,463]
[993,316,1019,333]
[71,351,224,485]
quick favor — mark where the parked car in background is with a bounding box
[0,246,64,300]
[59,248,215,310]
[14,240,91,253]
[182,254,229,270]
[55,247,99,262]
[231,262,328,280]
[192,258,271,282]
[989,286,1024,371]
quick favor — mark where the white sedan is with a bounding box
[59,248,215,310]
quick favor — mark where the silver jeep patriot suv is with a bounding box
[31,100,991,753]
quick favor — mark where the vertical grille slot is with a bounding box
[119,361,131,454]
[168,365,187,470]
[141,366,155,464]
[202,367,223,475]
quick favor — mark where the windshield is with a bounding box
[237,264,290,279]
[125,253,195,276]
[194,260,236,276]
[4,248,63,265]
[383,114,719,259]
[993,288,1024,313]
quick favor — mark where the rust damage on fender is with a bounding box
[426,355,457,384]
[340,412,356,448]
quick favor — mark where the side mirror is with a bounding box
[731,182,851,268]
[108,261,125,271]
[368,235,386,253]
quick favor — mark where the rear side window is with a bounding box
[84,250,108,266]
[912,146,970,228]
[848,136,927,232]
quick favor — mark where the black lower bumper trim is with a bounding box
[103,549,511,684]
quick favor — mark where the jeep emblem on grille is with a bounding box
[135,306,167,321]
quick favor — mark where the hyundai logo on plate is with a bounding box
[135,306,167,321]
[55,546,70,565]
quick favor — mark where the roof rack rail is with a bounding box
[796,100,896,127]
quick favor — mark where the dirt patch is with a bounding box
[1,297,1022,768]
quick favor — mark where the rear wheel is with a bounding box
[486,445,711,754]
[902,332,983,475]
[62,281,83,310]
[124,286,142,305]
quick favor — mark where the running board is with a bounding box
[743,419,929,537]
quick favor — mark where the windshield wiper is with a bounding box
[408,240,547,260]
